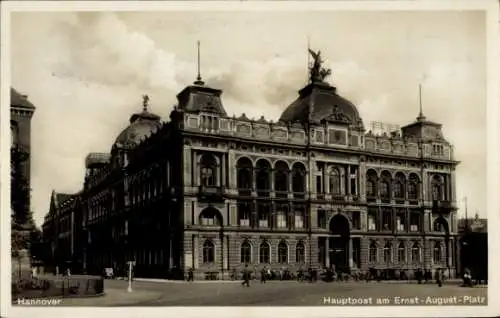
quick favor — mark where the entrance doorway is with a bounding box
[328,213,350,271]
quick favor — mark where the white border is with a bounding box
[1,1,499,317]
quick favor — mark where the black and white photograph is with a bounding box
[2,1,499,317]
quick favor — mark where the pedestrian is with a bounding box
[436,268,443,287]
[260,267,267,284]
[187,267,194,282]
[241,264,250,287]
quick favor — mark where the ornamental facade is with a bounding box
[43,52,460,279]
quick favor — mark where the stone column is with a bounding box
[228,151,236,189]
[193,235,199,269]
[325,237,330,268]
[183,147,193,186]
[221,154,226,188]
[450,170,457,203]
[348,238,353,269]
[223,235,228,271]
[346,165,351,196]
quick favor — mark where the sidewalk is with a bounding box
[58,288,162,306]
[121,277,485,287]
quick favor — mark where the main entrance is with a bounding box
[328,214,350,271]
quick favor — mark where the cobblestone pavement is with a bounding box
[88,280,487,306]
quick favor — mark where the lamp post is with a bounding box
[127,260,135,292]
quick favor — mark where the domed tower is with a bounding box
[111,95,162,168]
[279,49,364,132]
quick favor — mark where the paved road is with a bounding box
[100,280,487,306]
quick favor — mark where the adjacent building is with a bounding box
[42,53,460,279]
[458,214,487,280]
[11,88,36,271]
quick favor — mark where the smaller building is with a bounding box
[42,191,80,273]
[457,214,487,281]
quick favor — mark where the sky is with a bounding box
[10,10,487,227]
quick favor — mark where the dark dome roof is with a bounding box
[114,109,162,149]
[11,88,35,109]
[279,82,363,127]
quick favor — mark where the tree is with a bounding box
[11,145,33,259]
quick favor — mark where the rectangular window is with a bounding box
[350,177,357,195]
[410,213,420,232]
[317,210,327,228]
[382,210,392,231]
[238,202,251,227]
[276,212,287,228]
[328,129,347,145]
[351,212,360,230]
[294,214,304,229]
[315,130,324,143]
[396,215,405,232]
[316,175,323,193]
[368,215,377,231]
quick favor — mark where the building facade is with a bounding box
[11,88,35,220]
[43,55,460,279]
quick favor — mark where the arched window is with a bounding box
[366,170,378,197]
[433,241,442,263]
[291,163,306,193]
[199,208,221,226]
[296,242,305,263]
[411,242,421,263]
[383,242,392,263]
[240,241,252,264]
[278,241,288,264]
[408,173,420,200]
[236,157,253,190]
[369,242,377,263]
[274,161,289,194]
[329,168,341,194]
[202,240,215,264]
[398,242,406,263]
[256,159,271,194]
[394,173,406,199]
[259,242,270,264]
[431,175,444,201]
[380,171,391,200]
[200,154,217,187]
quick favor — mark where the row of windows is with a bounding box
[368,242,445,263]
[202,240,306,265]
[236,203,307,229]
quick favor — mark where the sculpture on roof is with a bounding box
[142,94,150,111]
[308,49,332,83]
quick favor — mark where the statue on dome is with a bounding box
[142,94,150,112]
[308,49,332,83]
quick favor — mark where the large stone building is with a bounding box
[42,52,460,279]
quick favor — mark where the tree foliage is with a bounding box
[11,146,34,258]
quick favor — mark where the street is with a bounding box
[52,279,487,306]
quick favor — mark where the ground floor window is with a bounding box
[433,241,442,263]
[203,240,215,264]
[259,242,270,263]
[296,242,305,263]
[241,241,251,264]
[369,242,377,263]
[278,241,288,264]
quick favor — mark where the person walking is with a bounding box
[187,267,194,282]
[260,267,267,284]
[241,264,251,287]
[436,268,443,287]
